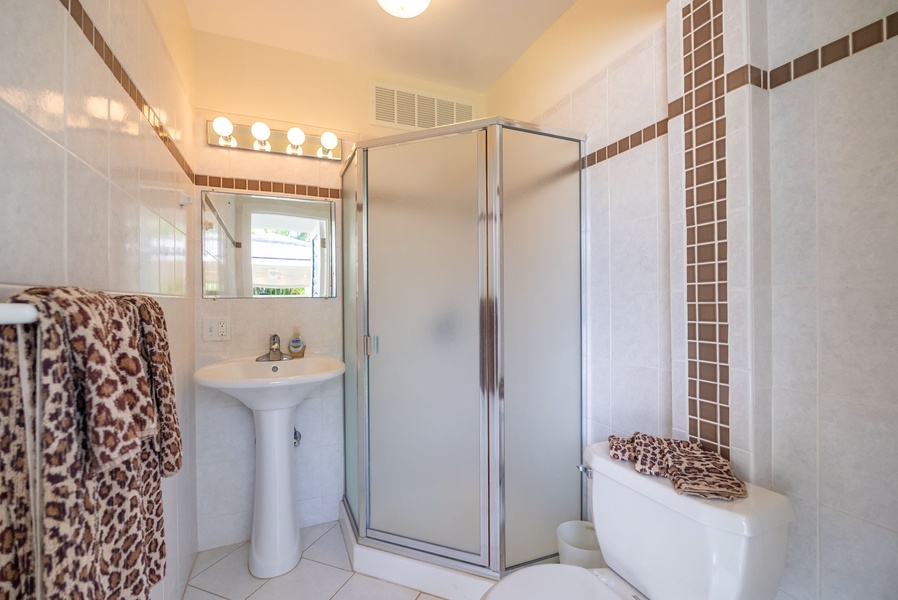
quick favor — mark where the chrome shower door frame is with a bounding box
[345,117,584,578]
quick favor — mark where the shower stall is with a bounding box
[341,117,583,577]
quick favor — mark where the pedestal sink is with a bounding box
[194,353,345,578]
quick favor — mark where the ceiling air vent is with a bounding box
[372,83,475,131]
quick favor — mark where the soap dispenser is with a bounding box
[288,325,306,358]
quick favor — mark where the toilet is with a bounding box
[484,441,794,600]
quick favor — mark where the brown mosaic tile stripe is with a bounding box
[194,175,341,199]
[582,119,669,168]
[767,11,898,89]
[682,0,730,460]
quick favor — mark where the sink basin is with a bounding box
[194,353,345,410]
[194,353,345,578]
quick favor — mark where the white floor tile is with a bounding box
[302,524,352,571]
[191,542,246,579]
[302,521,338,551]
[183,586,228,600]
[248,558,352,600]
[189,544,266,600]
[417,595,448,600]
[332,574,419,600]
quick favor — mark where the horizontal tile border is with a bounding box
[194,175,341,199]
[62,0,339,201]
[581,118,669,168]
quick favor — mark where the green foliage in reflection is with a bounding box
[253,287,308,296]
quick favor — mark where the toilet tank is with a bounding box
[585,442,794,600]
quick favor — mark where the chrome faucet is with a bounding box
[256,333,293,362]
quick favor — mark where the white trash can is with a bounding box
[556,520,606,569]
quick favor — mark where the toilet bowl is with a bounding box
[483,441,794,600]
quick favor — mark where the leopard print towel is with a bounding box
[666,447,748,500]
[631,432,703,477]
[0,287,183,598]
[608,435,637,461]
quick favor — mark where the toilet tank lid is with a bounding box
[585,442,795,537]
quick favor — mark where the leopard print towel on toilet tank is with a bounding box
[0,287,183,599]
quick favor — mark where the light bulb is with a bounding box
[287,127,306,146]
[377,0,430,18]
[321,131,338,150]
[212,116,233,137]
[251,121,271,142]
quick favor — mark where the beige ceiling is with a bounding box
[183,0,579,93]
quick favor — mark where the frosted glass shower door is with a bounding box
[365,131,486,562]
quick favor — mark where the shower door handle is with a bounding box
[365,335,379,355]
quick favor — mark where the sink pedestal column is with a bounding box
[249,406,301,578]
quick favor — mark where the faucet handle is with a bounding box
[269,333,280,346]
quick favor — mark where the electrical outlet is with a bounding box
[202,317,231,341]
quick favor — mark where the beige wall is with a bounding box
[193,32,486,138]
[147,0,197,102]
[486,0,667,121]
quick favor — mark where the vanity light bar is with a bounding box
[206,119,341,161]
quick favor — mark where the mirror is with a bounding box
[201,191,336,298]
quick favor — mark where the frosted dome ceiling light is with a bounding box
[212,116,237,147]
[377,0,430,19]
[212,116,234,137]
[286,127,305,155]
[251,121,272,151]
[287,127,306,146]
[317,131,339,159]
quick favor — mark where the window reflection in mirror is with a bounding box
[201,191,336,298]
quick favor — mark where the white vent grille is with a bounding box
[372,83,475,131]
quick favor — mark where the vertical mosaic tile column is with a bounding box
[681,0,730,459]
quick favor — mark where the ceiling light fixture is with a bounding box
[206,118,342,161]
[377,0,430,19]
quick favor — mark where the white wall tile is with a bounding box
[772,286,817,393]
[66,155,111,289]
[610,143,660,222]
[819,507,898,599]
[771,388,817,500]
[728,367,752,451]
[0,0,65,142]
[610,364,661,435]
[820,397,898,530]
[818,162,898,287]
[666,0,684,103]
[610,216,659,293]
[818,285,898,406]
[611,290,661,368]
[65,19,110,178]
[778,494,819,600]
[769,75,816,189]
[608,45,657,141]
[767,0,815,68]
[572,73,609,153]
[728,289,750,370]
[816,43,898,178]
[0,105,66,286]
[814,0,898,47]
[722,0,748,73]
[771,182,817,287]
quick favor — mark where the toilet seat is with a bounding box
[483,564,622,600]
